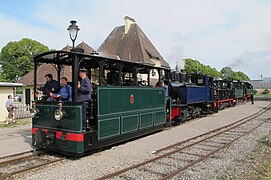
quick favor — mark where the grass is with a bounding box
[255,94,271,97]
[0,119,31,128]
[268,165,271,180]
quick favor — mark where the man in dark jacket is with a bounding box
[38,74,61,100]
[78,69,91,131]
[251,93,254,104]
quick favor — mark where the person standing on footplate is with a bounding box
[78,69,91,131]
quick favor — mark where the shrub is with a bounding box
[252,89,257,95]
[262,89,270,94]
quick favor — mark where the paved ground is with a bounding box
[0,119,32,158]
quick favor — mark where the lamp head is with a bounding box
[67,20,80,41]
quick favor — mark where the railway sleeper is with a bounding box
[138,167,167,177]
[179,151,204,157]
[192,146,215,152]
[167,154,198,162]
[197,142,222,149]
[205,139,228,145]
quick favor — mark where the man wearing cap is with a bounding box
[78,69,91,131]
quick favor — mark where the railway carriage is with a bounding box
[214,80,235,109]
[232,81,244,102]
[31,49,170,155]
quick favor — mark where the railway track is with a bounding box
[96,103,271,180]
[0,150,65,179]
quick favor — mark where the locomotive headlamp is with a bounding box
[54,109,66,121]
[67,20,80,48]
[30,108,40,118]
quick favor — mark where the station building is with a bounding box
[0,82,23,122]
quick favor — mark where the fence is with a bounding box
[14,103,32,119]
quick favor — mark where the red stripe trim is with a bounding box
[170,106,180,120]
[31,128,84,142]
[65,133,84,142]
[32,127,38,134]
[218,98,234,103]
[56,132,84,142]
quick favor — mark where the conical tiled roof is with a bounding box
[98,18,170,69]
[76,41,94,54]
[61,45,72,51]
[61,42,94,53]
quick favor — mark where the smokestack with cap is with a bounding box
[124,16,136,34]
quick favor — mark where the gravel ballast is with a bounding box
[18,100,271,180]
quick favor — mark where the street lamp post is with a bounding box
[67,20,80,48]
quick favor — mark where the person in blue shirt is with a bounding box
[5,95,15,123]
[49,77,72,102]
[78,69,91,131]
[161,81,169,102]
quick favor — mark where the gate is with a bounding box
[14,103,32,119]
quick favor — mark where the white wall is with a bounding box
[0,87,14,122]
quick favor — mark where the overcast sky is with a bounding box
[0,0,270,79]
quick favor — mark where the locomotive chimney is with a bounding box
[124,16,136,34]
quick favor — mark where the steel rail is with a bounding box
[0,150,39,161]
[96,103,271,180]
[154,103,271,154]
[0,150,64,179]
[160,118,270,179]
[0,157,65,179]
[0,154,41,166]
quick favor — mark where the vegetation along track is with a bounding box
[96,103,271,180]
[0,150,65,179]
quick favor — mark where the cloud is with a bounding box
[231,50,271,79]
[0,0,271,79]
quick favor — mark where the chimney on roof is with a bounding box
[124,16,135,34]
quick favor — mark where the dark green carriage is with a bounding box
[31,50,170,155]
[232,81,244,99]
[97,86,165,141]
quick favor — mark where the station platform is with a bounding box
[0,118,32,158]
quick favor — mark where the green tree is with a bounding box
[184,58,197,74]
[235,71,250,80]
[221,66,234,80]
[183,59,250,80]
[0,38,49,82]
[220,67,250,81]
[184,58,221,78]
